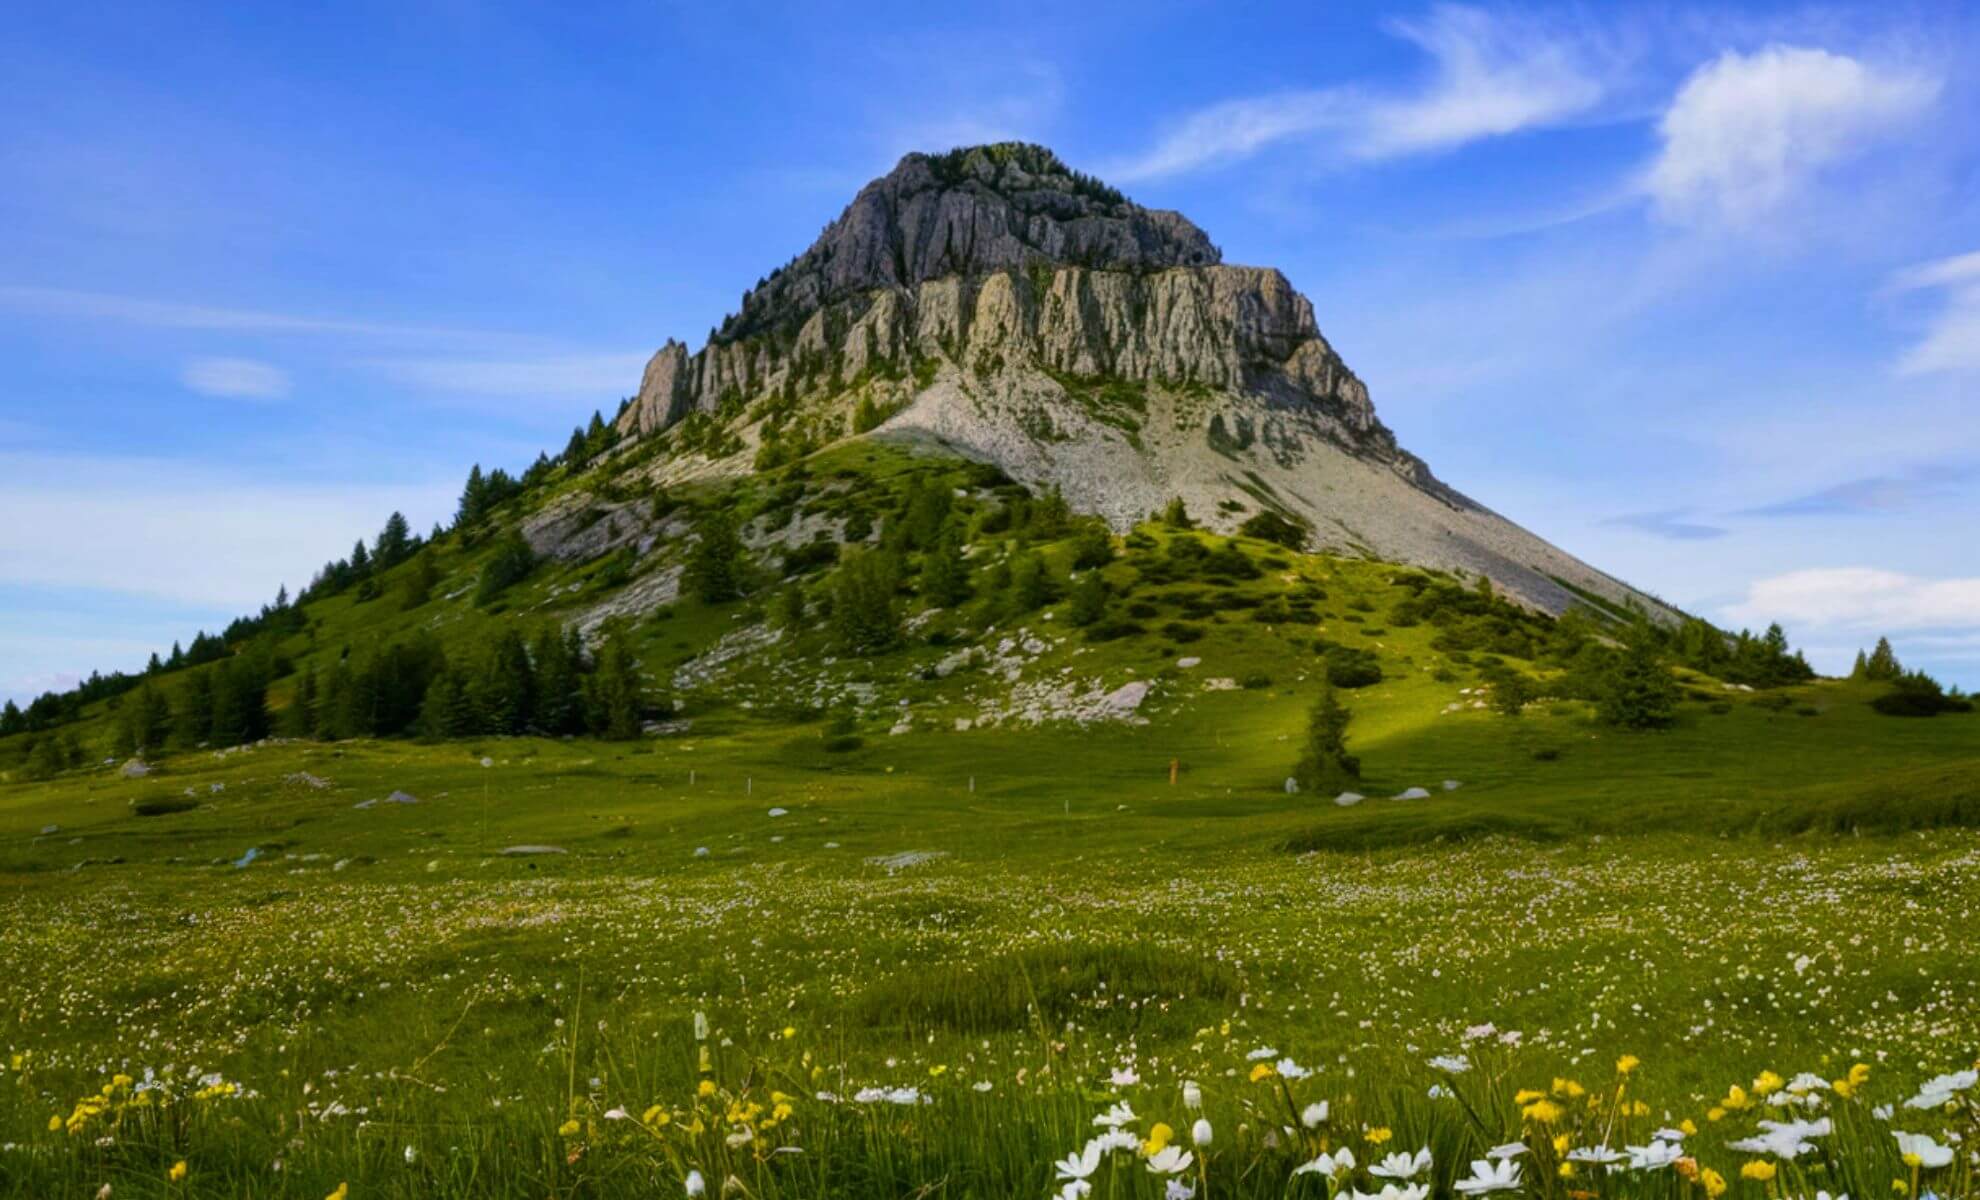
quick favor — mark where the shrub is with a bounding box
[1871,671,1973,717]
[474,533,537,606]
[1323,646,1383,689]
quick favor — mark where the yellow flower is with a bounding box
[1833,1079,1856,1098]
[1708,1107,1727,1122]
[642,1104,669,1127]
[697,1079,717,1098]
[1742,1162,1777,1182]
[1701,1168,1727,1198]
[1753,1071,1784,1095]
[1515,1088,1546,1104]
[557,1119,581,1137]
[1617,1055,1641,1075]
[1850,1063,1872,1087]
[1366,1127,1393,1145]
[782,1026,796,1040]
[1522,1099,1565,1125]
[1558,1162,1576,1179]
[1249,1063,1275,1082]
[325,1185,349,1200]
[772,1101,793,1122]
[1891,1182,1908,1196]
[1723,1085,1751,1111]
[47,1115,61,1132]
[168,1161,188,1182]
[1553,1133,1572,1155]
[1680,1119,1698,1136]
[1553,1077,1586,1099]
[928,1064,947,1077]
[1143,1122,1174,1155]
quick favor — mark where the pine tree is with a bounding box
[375,512,413,569]
[1850,650,1870,680]
[563,425,589,464]
[684,510,744,604]
[1598,631,1680,730]
[1864,637,1902,682]
[474,630,536,734]
[1070,520,1115,569]
[831,549,901,654]
[419,670,479,738]
[586,625,645,740]
[1009,550,1056,614]
[286,666,319,737]
[1294,680,1360,792]
[1067,569,1108,627]
[457,464,488,527]
[918,528,970,608]
[1161,497,1194,529]
[475,532,538,606]
[532,627,586,735]
[0,700,21,736]
[175,672,216,747]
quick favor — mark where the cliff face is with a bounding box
[606,143,1663,619]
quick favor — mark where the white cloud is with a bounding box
[1722,567,1980,633]
[182,356,290,400]
[1109,5,1605,181]
[0,452,456,611]
[372,352,648,399]
[0,284,487,340]
[1886,250,1980,375]
[1645,45,1937,227]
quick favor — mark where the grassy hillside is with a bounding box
[2,438,1977,1198]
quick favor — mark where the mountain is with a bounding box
[603,142,1661,617]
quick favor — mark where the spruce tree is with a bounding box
[286,666,319,737]
[1865,637,1902,681]
[374,512,413,569]
[831,549,901,654]
[1294,680,1360,792]
[1067,569,1107,627]
[420,671,479,738]
[475,630,536,734]
[684,510,744,604]
[586,625,645,740]
[1598,631,1680,730]
[918,528,970,608]
[531,627,586,735]
[176,672,216,747]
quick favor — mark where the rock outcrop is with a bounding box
[609,142,1666,618]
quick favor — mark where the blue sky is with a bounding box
[3,0,1978,702]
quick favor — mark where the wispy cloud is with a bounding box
[182,356,290,400]
[1643,45,1938,228]
[371,352,648,399]
[1107,5,1609,181]
[0,284,490,341]
[1739,463,1974,517]
[1723,566,1980,634]
[1601,508,1727,540]
[1886,249,1980,375]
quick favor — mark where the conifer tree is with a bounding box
[684,510,745,604]
[586,624,645,740]
[831,549,901,654]
[1294,680,1360,792]
[1067,569,1107,627]
[176,672,216,747]
[374,512,413,569]
[1598,628,1680,730]
[918,527,970,608]
[474,630,536,735]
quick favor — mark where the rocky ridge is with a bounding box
[605,142,1664,618]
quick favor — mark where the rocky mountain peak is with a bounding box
[717,143,1220,341]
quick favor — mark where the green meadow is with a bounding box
[3,446,1977,1198]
